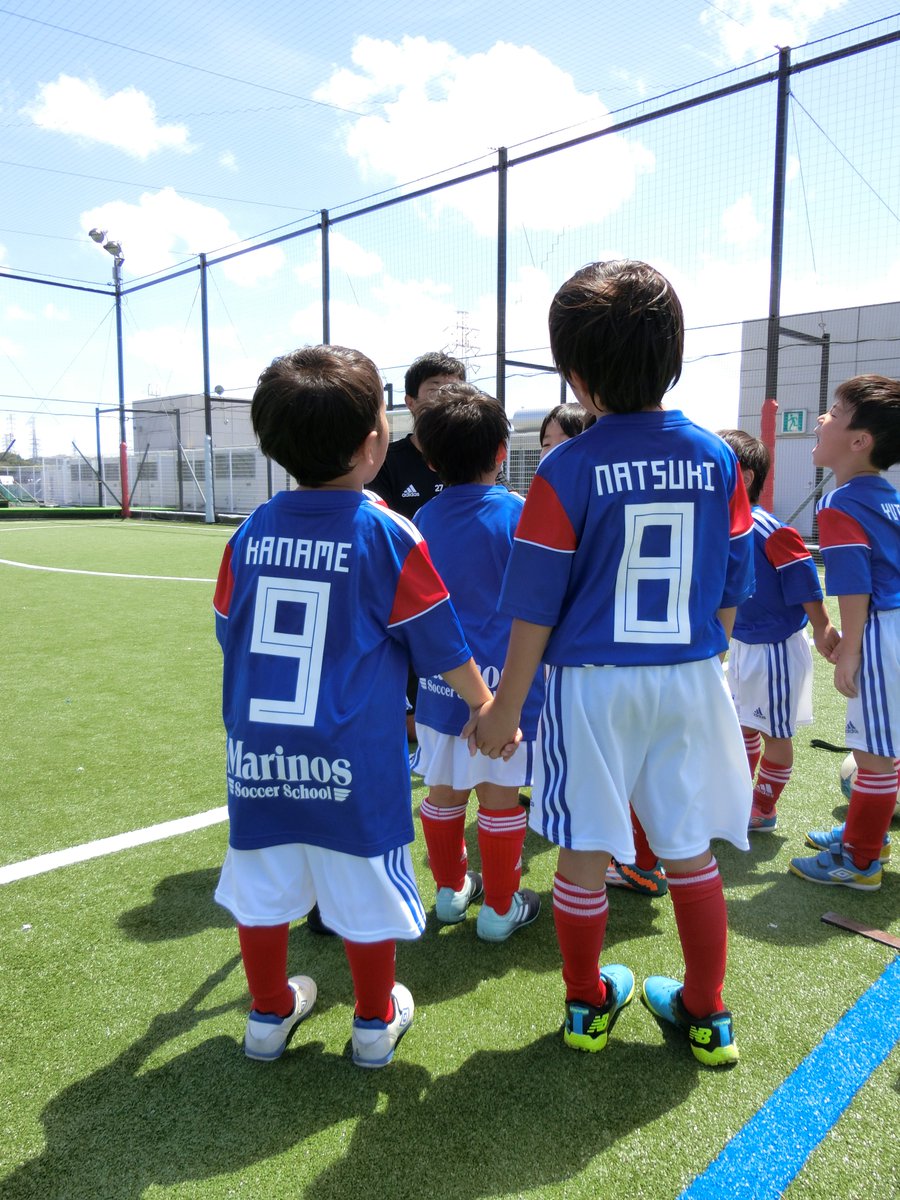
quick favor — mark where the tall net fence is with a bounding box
[2,22,898,519]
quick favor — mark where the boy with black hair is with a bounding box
[213,345,500,1068]
[412,382,543,941]
[718,429,838,833]
[791,374,900,890]
[539,404,590,459]
[467,260,755,1067]
[370,350,466,519]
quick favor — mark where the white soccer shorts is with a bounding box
[728,628,814,739]
[845,607,899,758]
[412,723,535,789]
[532,657,752,861]
[215,841,425,942]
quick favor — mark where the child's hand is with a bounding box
[814,623,840,659]
[462,696,522,759]
[833,647,861,698]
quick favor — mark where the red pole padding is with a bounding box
[119,442,131,519]
[759,397,777,511]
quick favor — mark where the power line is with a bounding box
[0,7,370,118]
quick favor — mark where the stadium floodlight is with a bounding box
[87,229,130,516]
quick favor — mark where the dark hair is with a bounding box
[548,260,684,413]
[404,351,466,400]
[539,404,589,443]
[718,428,770,504]
[251,345,383,486]
[836,374,900,470]
[414,382,510,486]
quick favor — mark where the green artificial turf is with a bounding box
[1,520,898,1200]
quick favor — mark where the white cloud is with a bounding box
[316,37,654,235]
[24,75,191,159]
[0,336,21,357]
[295,231,384,285]
[722,194,764,245]
[4,304,33,321]
[700,1,848,65]
[220,151,238,171]
[43,303,69,322]
[81,188,285,283]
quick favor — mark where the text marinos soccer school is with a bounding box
[227,739,352,803]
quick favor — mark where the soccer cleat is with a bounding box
[435,871,484,924]
[476,888,541,942]
[789,848,882,891]
[805,823,891,864]
[641,976,738,1068]
[563,964,635,1053]
[352,983,414,1068]
[605,858,668,896]
[244,975,317,1060]
[748,805,777,833]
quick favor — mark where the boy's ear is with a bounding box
[851,428,874,455]
[353,427,381,470]
[741,466,754,492]
[495,442,508,467]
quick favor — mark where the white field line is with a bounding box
[0,558,215,581]
[1,807,229,885]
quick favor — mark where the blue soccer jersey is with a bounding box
[500,410,754,664]
[732,506,823,644]
[213,489,472,856]
[817,476,900,609]
[413,484,544,739]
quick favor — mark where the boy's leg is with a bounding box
[238,922,317,1060]
[741,727,763,779]
[476,783,527,914]
[345,938,415,1069]
[474,783,540,940]
[554,847,634,1052]
[606,806,668,895]
[419,785,470,892]
[238,922,294,1015]
[344,939,396,1022]
[842,753,897,866]
[419,784,483,922]
[642,851,738,1068]
[750,736,793,831]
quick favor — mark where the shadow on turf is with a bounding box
[118,867,232,941]
[0,952,702,1200]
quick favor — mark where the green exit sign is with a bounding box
[780,410,807,435]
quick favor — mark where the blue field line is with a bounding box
[680,956,900,1199]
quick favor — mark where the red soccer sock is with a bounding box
[420,798,469,891]
[553,873,608,1006]
[344,939,396,1023]
[753,757,792,815]
[743,730,762,779]
[477,805,527,915]
[630,808,657,871]
[667,858,728,1017]
[237,923,294,1016]
[843,770,899,868]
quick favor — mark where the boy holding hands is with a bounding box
[213,345,499,1067]
[468,260,754,1067]
[718,429,838,832]
[791,374,900,890]
[412,383,543,940]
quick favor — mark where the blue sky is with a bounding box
[1,0,898,455]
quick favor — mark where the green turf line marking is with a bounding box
[0,807,228,884]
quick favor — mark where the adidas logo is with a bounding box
[846,720,859,734]
[753,707,766,719]
[401,484,420,498]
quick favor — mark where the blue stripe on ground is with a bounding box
[680,956,900,1199]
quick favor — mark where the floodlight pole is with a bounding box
[761,45,791,513]
[200,253,215,523]
[112,252,131,517]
